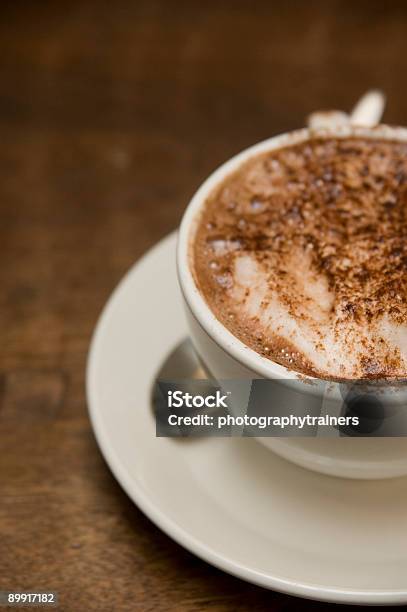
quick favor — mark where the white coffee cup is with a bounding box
[177,121,407,479]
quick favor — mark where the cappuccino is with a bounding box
[192,137,407,380]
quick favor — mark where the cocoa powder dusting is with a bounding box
[192,137,407,380]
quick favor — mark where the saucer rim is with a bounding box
[86,231,407,605]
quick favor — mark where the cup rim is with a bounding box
[177,123,407,382]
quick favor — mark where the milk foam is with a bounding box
[193,136,407,379]
[231,252,407,378]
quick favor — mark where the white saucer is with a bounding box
[87,232,407,606]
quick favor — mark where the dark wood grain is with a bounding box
[1,1,407,610]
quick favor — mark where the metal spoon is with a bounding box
[151,338,206,418]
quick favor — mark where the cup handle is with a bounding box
[308,89,386,129]
[349,90,386,127]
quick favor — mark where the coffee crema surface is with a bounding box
[192,136,407,380]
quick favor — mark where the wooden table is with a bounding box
[1,1,406,610]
